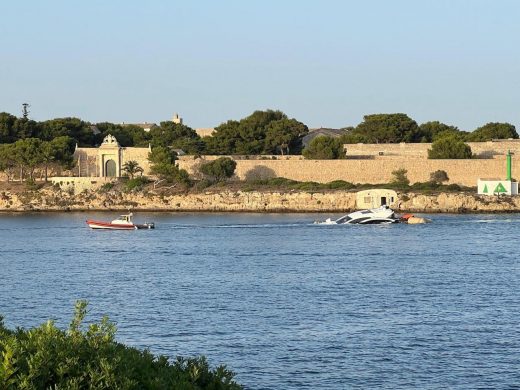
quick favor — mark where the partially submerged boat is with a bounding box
[319,205,399,225]
[86,213,155,230]
[316,206,431,225]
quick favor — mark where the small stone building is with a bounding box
[356,189,398,209]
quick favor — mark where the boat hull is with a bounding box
[86,220,137,230]
[347,218,398,224]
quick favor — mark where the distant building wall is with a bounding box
[195,128,215,137]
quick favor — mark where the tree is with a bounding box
[432,129,466,142]
[13,138,44,181]
[205,110,307,155]
[302,136,343,159]
[39,136,76,181]
[0,112,17,143]
[148,146,177,173]
[95,122,135,146]
[40,141,56,182]
[418,121,464,142]
[428,135,472,159]
[264,118,308,155]
[122,160,144,179]
[430,170,449,184]
[342,113,420,143]
[391,168,410,187]
[199,157,237,182]
[12,118,40,140]
[149,122,203,154]
[39,117,93,145]
[148,146,190,186]
[49,136,76,166]
[0,144,16,181]
[466,122,518,141]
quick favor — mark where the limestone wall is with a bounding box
[75,148,99,177]
[467,140,520,157]
[178,156,515,186]
[50,177,116,194]
[121,147,151,175]
[344,143,430,158]
[344,140,520,159]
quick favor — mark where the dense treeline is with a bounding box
[303,114,518,159]
[0,112,203,151]
[0,111,517,163]
[203,110,308,155]
[340,114,518,144]
[0,110,308,156]
[0,136,76,181]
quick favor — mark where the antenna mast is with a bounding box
[22,103,30,119]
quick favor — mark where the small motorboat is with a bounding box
[86,213,155,230]
[317,205,399,225]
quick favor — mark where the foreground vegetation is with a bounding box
[0,301,242,389]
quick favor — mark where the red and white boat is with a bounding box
[86,213,155,230]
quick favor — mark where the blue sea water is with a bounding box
[0,212,519,389]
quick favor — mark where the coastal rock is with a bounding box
[0,189,519,213]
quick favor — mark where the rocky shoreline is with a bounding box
[1,188,520,213]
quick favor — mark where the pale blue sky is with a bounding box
[1,0,519,130]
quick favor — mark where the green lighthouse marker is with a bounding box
[507,150,512,181]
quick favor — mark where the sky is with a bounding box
[1,0,519,131]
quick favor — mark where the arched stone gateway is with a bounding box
[105,159,116,177]
[73,134,151,179]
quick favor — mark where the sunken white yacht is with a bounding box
[320,205,399,225]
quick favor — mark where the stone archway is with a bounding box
[105,159,117,177]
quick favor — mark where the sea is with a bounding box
[0,212,519,389]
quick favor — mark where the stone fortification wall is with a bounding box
[344,143,431,158]
[466,140,520,158]
[75,148,99,176]
[121,148,151,175]
[178,156,515,186]
[344,140,520,159]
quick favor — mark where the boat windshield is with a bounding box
[335,215,352,224]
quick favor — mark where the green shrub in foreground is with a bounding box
[0,301,242,390]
